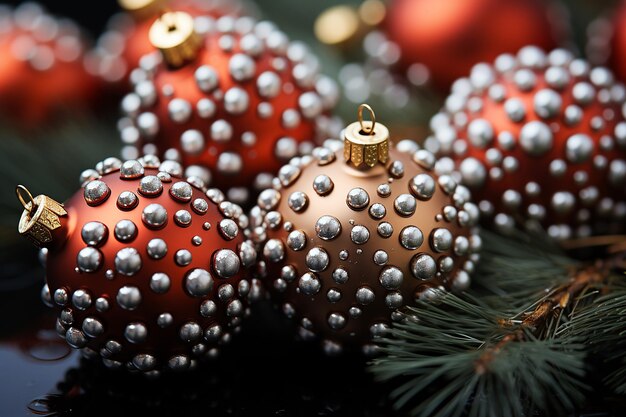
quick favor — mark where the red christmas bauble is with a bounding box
[428,47,626,240]
[0,3,101,126]
[118,12,340,205]
[383,0,566,91]
[19,156,258,374]
[250,119,481,354]
[88,0,247,84]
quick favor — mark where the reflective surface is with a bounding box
[0,251,394,417]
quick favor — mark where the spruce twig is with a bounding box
[371,232,626,417]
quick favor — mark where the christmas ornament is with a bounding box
[249,104,481,354]
[587,1,626,84]
[427,46,626,240]
[87,0,248,84]
[118,11,341,206]
[16,156,259,375]
[0,3,101,126]
[385,0,567,91]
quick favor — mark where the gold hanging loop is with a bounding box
[16,185,35,213]
[358,103,376,135]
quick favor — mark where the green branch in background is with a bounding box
[371,231,625,417]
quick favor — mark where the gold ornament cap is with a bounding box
[118,0,166,18]
[344,104,389,169]
[149,11,202,68]
[16,185,67,248]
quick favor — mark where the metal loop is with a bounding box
[358,103,376,135]
[16,185,35,213]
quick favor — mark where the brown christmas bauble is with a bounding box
[383,0,566,91]
[17,156,258,375]
[0,3,101,126]
[249,107,481,354]
[427,47,626,240]
[88,0,247,83]
[118,11,340,205]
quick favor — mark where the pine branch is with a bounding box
[371,231,626,417]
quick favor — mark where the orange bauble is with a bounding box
[119,12,340,205]
[18,156,258,374]
[0,3,101,126]
[384,0,566,91]
[250,117,480,354]
[428,47,626,240]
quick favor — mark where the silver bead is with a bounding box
[117,191,138,210]
[288,191,308,212]
[168,98,192,123]
[411,254,437,279]
[315,215,342,240]
[185,269,213,296]
[305,247,329,272]
[180,129,205,154]
[299,272,321,295]
[332,267,349,284]
[350,225,370,244]
[377,222,393,238]
[431,228,453,252]
[519,121,553,156]
[346,188,369,210]
[175,249,192,266]
[114,219,137,242]
[327,312,346,330]
[77,247,102,272]
[394,194,416,216]
[66,328,87,348]
[170,181,193,202]
[120,160,144,179]
[263,239,285,263]
[211,119,233,142]
[180,322,202,343]
[150,272,171,293]
[229,53,256,81]
[459,157,487,188]
[84,180,110,206]
[565,134,594,163]
[217,152,242,174]
[115,247,142,276]
[312,174,333,195]
[117,286,141,310]
[287,230,307,251]
[146,238,167,259]
[125,322,148,343]
[467,119,494,148]
[195,65,219,92]
[142,203,168,228]
[410,173,436,200]
[72,289,92,310]
[533,89,562,119]
[200,300,217,317]
[82,317,104,338]
[373,250,389,265]
[213,249,241,278]
[356,286,375,305]
[369,203,386,219]
[224,87,249,115]
[379,266,403,290]
[157,313,173,328]
[400,226,423,250]
[138,175,163,197]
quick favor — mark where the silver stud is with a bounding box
[224,87,250,115]
[138,175,163,196]
[356,286,375,305]
[565,134,594,163]
[175,249,192,266]
[327,312,346,330]
[299,272,321,295]
[229,53,256,81]
[72,289,92,310]
[346,188,369,210]
[431,228,453,252]
[373,250,388,265]
[394,194,416,216]
[142,203,168,228]
[312,174,333,195]
[180,322,202,343]
[263,239,285,263]
[400,226,423,250]
[350,225,370,244]
[315,215,342,240]
[82,317,104,338]
[146,238,167,259]
[379,266,403,290]
[114,220,137,242]
[305,247,329,272]
[287,230,307,251]
[195,65,219,92]
[519,121,553,156]
[115,247,142,276]
[157,313,173,328]
[77,247,102,272]
[288,191,308,212]
[377,222,393,238]
[213,249,241,278]
[369,203,386,219]
[411,254,437,279]
[150,272,171,293]
[120,160,144,179]
[84,180,110,206]
[117,191,138,210]
[125,322,148,344]
[332,267,349,284]
[117,286,141,310]
[66,328,87,348]
[185,269,213,296]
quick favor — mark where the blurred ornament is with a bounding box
[427,46,626,240]
[86,0,249,84]
[332,0,568,108]
[118,11,341,206]
[0,3,101,126]
[587,1,626,84]
[16,156,259,374]
[314,0,385,49]
[249,104,481,354]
